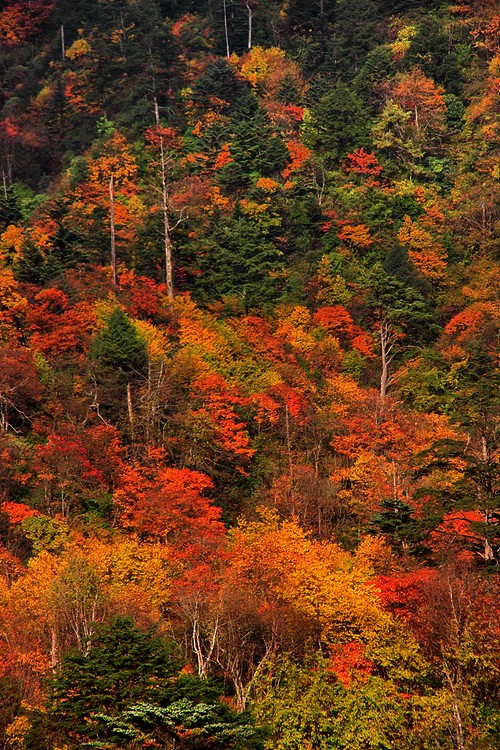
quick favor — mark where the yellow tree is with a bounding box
[87,124,139,285]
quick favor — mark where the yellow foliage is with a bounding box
[256,177,279,193]
[0,267,28,342]
[390,24,417,60]
[239,46,285,88]
[86,538,176,613]
[65,37,92,59]
[0,224,25,259]
[134,319,170,361]
[228,509,390,646]
[5,715,31,749]
[92,297,121,329]
[355,535,396,576]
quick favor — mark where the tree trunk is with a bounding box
[154,98,174,301]
[109,174,117,285]
[127,381,134,441]
[223,0,230,58]
[161,147,174,301]
[245,1,252,50]
[379,319,389,408]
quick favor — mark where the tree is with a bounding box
[86,124,139,285]
[89,307,148,433]
[363,264,437,408]
[49,617,178,744]
[218,90,288,190]
[145,117,185,300]
[302,84,370,163]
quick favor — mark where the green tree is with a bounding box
[302,83,370,163]
[49,617,178,744]
[89,307,147,375]
[218,91,288,191]
[89,307,148,432]
[192,214,284,310]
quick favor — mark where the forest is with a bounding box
[0,0,499,748]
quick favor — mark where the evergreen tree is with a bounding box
[219,91,288,191]
[48,617,179,744]
[192,213,283,309]
[89,308,148,429]
[302,83,371,163]
[89,307,147,376]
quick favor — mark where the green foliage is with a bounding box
[302,84,371,162]
[218,91,288,190]
[252,653,414,750]
[370,499,427,556]
[49,617,179,742]
[89,308,148,376]
[192,215,284,309]
[365,263,437,344]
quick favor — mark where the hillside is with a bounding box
[0,2,499,748]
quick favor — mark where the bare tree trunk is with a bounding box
[109,174,117,285]
[223,0,230,58]
[50,626,58,668]
[444,666,466,750]
[161,147,174,300]
[245,1,253,50]
[127,381,134,441]
[2,170,7,199]
[60,24,65,59]
[379,320,389,408]
[154,98,174,301]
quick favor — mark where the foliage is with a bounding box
[0,2,499,749]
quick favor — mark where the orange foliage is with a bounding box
[190,374,255,465]
[1,501,39,525]
[444,302,498,340]
[115,457,225,560]
[338,223,373,248]
[390,67,446,132]
[213,143,233,170]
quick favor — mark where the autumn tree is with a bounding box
[86,122,139,285]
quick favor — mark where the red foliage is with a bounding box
[118,271,169,321]
[329,642,374,687]
[26,288,95,356]
[115,458,225,561]
[345,148,383,178]
[374,568,438,629]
